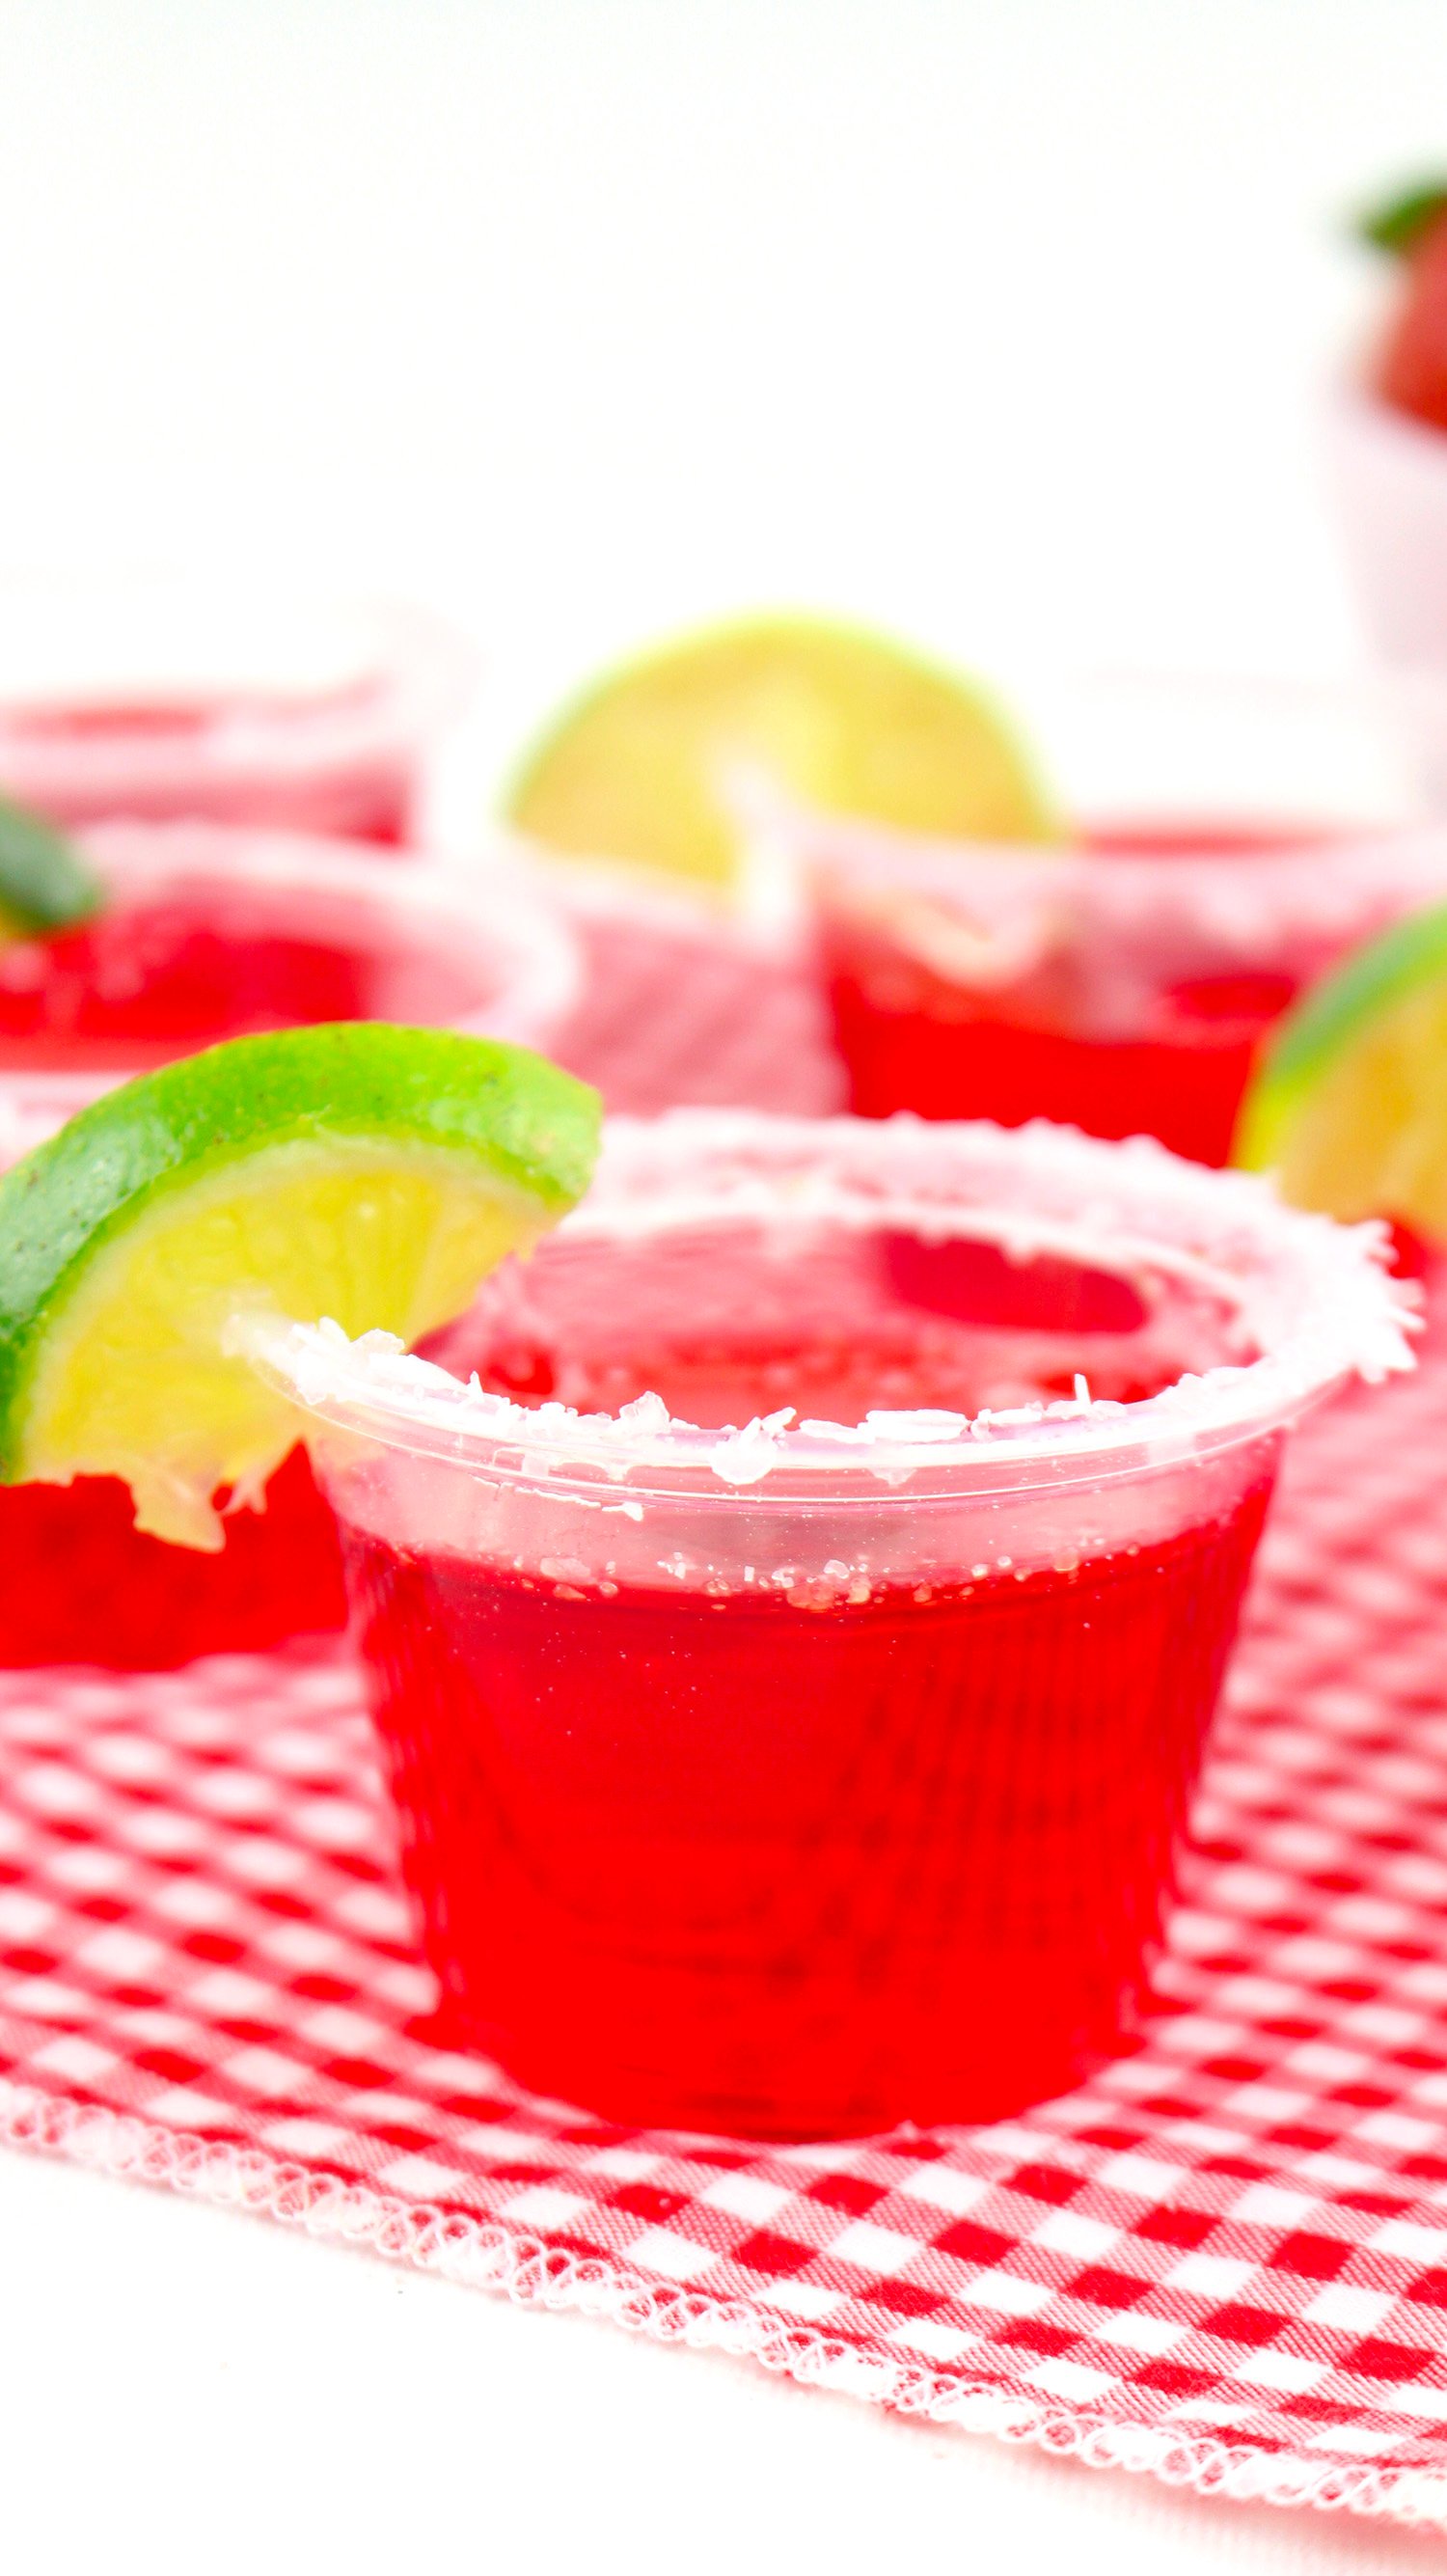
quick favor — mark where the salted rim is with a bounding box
[41,821,582,1054]
[791,799,1447,957]
[255,1109,1417,1494]
[0,596,474,772]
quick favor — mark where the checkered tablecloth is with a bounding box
[3,913,1447,2533]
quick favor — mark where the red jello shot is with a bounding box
[0,835,580,1668]
[795,678,1447,1165]
[0,588,471,843]
[262,1110,1410,2137]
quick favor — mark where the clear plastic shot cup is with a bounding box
[0,833,580,1669]
[0,586,473,844]
[1330,392,1447,670]
[258,1110,1412,2139]
[0,818,580,1074]
[786,673,1447,1165]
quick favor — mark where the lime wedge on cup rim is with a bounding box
[0,1024,600,1548]
[0,796,104,937]
[1234,900,1447,1235]
[506,614,1058,892]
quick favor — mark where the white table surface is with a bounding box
[4,4,1447,2565]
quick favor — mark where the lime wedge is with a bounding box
[0,796,103,936]
[506,616,1056,891]
[1235,903,1447,1234]
[0,1024,600,1547]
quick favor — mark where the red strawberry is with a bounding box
[1361,178,1447,435]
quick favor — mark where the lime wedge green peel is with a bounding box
[1235,901,1447,1237]
[506,615,1059,891]
[0,796,103,937]
[1357,178,1447,259]
[0,1024,600,1548]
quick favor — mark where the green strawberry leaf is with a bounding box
[1357,178,1447,259]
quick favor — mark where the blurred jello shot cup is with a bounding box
[0,584,473,843]
[0,817,579,1073]
[262,1108,1411,2137]
[0,832,580,1667]
[793,672,1447,1165]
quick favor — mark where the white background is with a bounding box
[4,0,1447,740]
[3,4,1447,2567]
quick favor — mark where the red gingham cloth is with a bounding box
[4,914,1447,2531]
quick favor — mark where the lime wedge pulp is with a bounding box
[1234,901,1447,1236]
[0,796,104,937]
[0,1023,600,1547]
[506,615,1058,891]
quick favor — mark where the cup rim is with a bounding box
[788,791,1447,909]
[255,1108,1416,1497]
[794,802,1447,1015]
[0,593,475,786]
